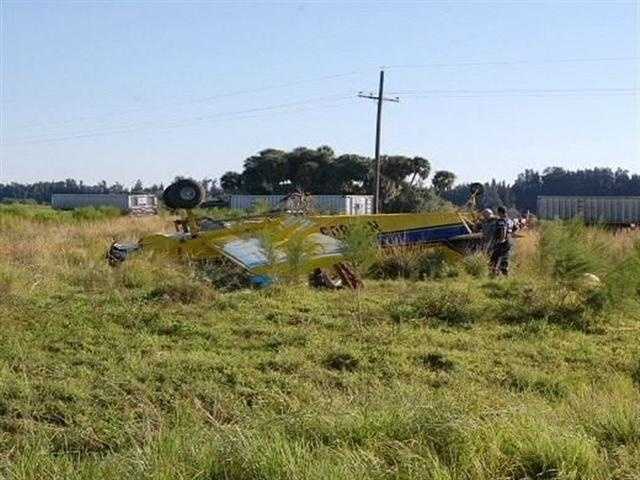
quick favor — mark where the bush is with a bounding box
[146,273,215,304]
[505,368,568,399]
[538,221,609,283]
[396,283,480,326]
[323,351,359,372]
[340,220,379,275]
[370,245,420,280]
[417,352,456,372]
[370,247,458,280]
[488,278,598,330]
[632,358,640,387]
[0,265,14,297]
[583,400,640,447]
[462,251,489,278]
[605,240,640,304]
[486,417,603,479]
[416,249,459,279]
[282,233,318,283]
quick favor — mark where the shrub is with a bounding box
[282,233,318,283]
[505,368,568,399]
[416,249,459,279]
[323,351,359,372]
[370,245,420,280]
[488,278,600,331]
[584,401,640,447]
[486,418,603,479]
[370,247,458,280]
[255,229,281,280]
[417,352,456,372]
[402,283,480,326]
[146,274,214,303]
[341,220,378,275]
[462,251,489,278]
[632,358,640,387]
[538,221,609,283]
[0,265,14,297]
[604,240,640,305]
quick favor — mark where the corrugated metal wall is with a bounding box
[230,195,373,215]
[537,196,640,224]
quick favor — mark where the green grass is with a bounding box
[0,204,123,223]
[0,213,639,479]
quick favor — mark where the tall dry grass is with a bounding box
[0,211,171,297]
[1,208,639,479]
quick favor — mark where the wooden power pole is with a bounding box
[358,69,399,214]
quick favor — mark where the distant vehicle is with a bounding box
[537,195,640,225]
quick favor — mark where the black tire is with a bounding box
[162,179,205,209]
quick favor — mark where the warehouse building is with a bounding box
[537,195,640,225]
[230,194,373,215]
[51,193,158,214]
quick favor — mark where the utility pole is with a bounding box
[358,69,399,214]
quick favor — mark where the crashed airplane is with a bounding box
[108,179,485,287]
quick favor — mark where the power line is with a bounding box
[6,56,639,132]
[389,88,638,95]
[9,71,364,132]
[382,56,640,70]
[2,94,356,146]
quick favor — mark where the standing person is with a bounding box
[490,206,512,276]
[480,208,496,239]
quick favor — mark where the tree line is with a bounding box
[219,146,455,212]
[0,178,221,205]
[2,146,638,213]
[444,167,640,214]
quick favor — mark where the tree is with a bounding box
[334,154,370,193]
[220,171,242,193]
[242,149,287,194]
[408,157,431,187]
[131,179,144,193]
[431,170,456,195]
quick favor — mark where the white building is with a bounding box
[230,194,373,215]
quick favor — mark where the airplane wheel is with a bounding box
[162,179,205,209]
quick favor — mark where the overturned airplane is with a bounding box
[108,179,485,287]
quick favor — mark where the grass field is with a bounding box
[1,207,639,479]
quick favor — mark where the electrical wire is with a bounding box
[9,71,363,132]
[382,56,640,69]
[8,56,639,132]
[2,95,356,146]
[389,88,637,95]
[4,57,638,147]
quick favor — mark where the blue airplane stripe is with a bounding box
[378,225,469,245]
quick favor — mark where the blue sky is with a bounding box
[1,1,638,187]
